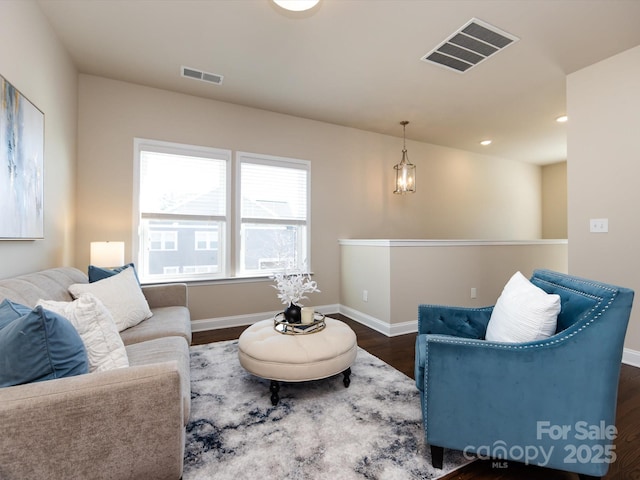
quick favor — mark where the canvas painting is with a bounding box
[0,74,44,239]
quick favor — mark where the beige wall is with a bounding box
[541,161,567,239]
[340,245,391,325]
[567,45,640,352]
[0,1,78,279]
[77,75,543,322]
[340,240,568,334]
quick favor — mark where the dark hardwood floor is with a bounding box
[192,314,640,480]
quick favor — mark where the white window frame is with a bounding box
[133,138,231,283]
[235,151,311,277]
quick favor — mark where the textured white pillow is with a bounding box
[38,293,129,372]
[69,267,152,332]
[485,271,561,343]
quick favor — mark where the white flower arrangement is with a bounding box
[271,270,320,306]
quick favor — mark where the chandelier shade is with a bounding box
[393,121,416,194]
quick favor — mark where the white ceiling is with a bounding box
[37,0,640,165]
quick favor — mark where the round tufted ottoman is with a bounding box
[238,317,357,405]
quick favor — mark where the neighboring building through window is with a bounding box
[194,231,218,251]
[149,231,178,251]
[134,140,310,282]
[134,139,230,282]
[237,152,310,276]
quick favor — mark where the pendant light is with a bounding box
[393,121,416,194]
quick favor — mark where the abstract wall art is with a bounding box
[1,74,44,239]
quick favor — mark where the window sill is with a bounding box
[141,274,275,287]
[141,272,315,287]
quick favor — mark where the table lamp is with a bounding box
[90,241,125,268]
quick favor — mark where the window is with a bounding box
[150,231,178,251]
[236,152,310,276]
[194,231,218,251]
[134,141,310,282]
[135,139,230,282]
[183,265,217,274]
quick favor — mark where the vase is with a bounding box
[284,303,302,324]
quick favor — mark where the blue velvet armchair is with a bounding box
[414,269,634,479]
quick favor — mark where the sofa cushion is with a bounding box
[126,336,191,424]
[0,306,89,387]
[88,263,140,284]
[485,271,560,343]
[69,267,152,332]
[38,293,129,372]
[119,306,192,346]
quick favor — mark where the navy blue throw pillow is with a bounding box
[88,262,140,284]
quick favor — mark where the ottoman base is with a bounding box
[268,367,352,405]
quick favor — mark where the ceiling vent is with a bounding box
[421,18,519,73]
[181,66,224,85]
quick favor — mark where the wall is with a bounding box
[541,161,567,239]
[340,240,568,335]
[0,1,78,278]
[567,45,640,355]
[340,244,391,327]
[77,75,543,322]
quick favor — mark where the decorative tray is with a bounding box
[274,312,326,335]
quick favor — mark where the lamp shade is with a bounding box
[90,241,125,267]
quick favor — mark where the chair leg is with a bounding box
[430,445,444,469]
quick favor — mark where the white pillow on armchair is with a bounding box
[485,271,560,343]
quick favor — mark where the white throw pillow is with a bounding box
[69,267,152,332]
[38,293,129,372]
[485,271,560,343]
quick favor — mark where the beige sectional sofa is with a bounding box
[0,267,191,480]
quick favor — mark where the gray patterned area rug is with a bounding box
[183,340,472,480]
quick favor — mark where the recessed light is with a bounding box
[480,140,492,146]
[272,0,320,11]
[556,115,568,123]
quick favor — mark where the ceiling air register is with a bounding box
[422,18,519,73]
[181,66,224,85]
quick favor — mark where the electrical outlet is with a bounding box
[471,287,477,299]
[590,218,609,233]
[363,290,368,302]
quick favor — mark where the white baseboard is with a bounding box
[192,308,640,364]
[337,305,417,337]
[190,304,407,336]
[622,348,640,368]
[190,304,341,332]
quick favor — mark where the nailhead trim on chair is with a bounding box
[422,275,619,427]
[426,286,616,351]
